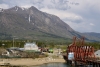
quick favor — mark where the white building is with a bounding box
[95,50,100,57]
[24,42,39,51]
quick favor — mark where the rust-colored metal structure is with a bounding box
[67,36,95,61]
[63,36,100,67]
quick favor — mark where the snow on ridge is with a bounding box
[21,7,25,10]
[16,7,18,11]
[29,15,31,23]
[0,8,3,12]
[14,6,18,11]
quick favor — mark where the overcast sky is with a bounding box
[0,0,100,33]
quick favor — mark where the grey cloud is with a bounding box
[72,19,83,23]
[0,0,37,8]
[0,0,77,10]
[63,18,83,23]
[50,0,71,10]
[31,0,44,5]
[70,2,79,5]
[0,0,4,4]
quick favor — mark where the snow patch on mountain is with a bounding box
[29,15,31,23]
[0,8,3,12]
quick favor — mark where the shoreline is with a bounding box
[2,58,65,66]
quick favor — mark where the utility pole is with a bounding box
[13,38,14,48]
[12,36,18,48]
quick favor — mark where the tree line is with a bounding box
[0,40,100,50]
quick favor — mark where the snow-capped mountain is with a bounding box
[0,6,75,40]
[0,6,100,42]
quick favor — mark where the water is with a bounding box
[31,62,93,67]
[32,62,72,67]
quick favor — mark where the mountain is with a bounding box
[0,6,100,42]
[83,32,100,38]
[82,32,100,41]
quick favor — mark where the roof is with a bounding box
[24,43,38,47]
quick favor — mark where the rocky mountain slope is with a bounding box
[82,32,100,41]
[0,6,100,42]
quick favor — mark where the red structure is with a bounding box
[66,36,95,61]
[63,36,100,67]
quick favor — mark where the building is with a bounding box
[24,42,39,51]
[95,50,100,57]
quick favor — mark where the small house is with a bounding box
[95,50,100,57]
[24,42,39,51]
